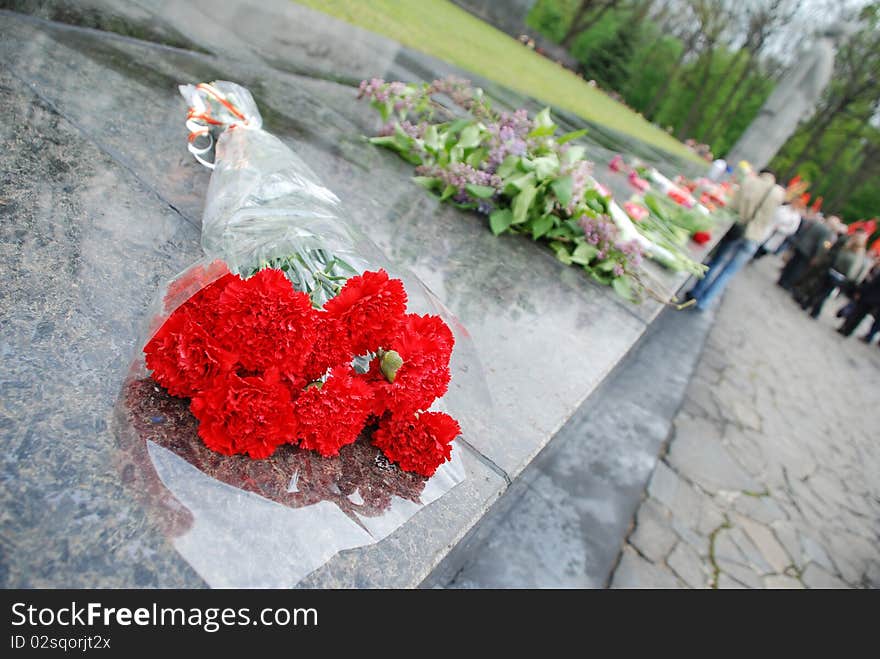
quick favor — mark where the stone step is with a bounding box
[0,1,723,587]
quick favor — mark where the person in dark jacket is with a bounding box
[837,264,880,338]
[778,213,833,290]
[804,232,868,318]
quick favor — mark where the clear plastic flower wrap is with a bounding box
[113,82,491,588]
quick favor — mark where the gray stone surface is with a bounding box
[764,574,804,589]
[801,563,848,589]
[667,421,760,493]
[446,293,719,588]
[610,256,880,588]
[716,559,763,589]
[610,547,684,589]
[0,1,717,587]
[735,514,791,574]
[630,499,678,564]
[667,542,708,588]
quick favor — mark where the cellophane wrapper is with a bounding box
[114,81,492,588]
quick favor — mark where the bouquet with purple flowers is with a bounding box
[358,76,647,302]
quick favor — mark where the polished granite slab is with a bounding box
[0,2,724,587]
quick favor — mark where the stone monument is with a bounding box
[726,23,854,171]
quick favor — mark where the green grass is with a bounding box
[294,0,701,163]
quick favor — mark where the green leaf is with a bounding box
[551,175,574,207]
[440,184,457,201]
[446,118,471,136]
[565,218,583,233]
[496,155,520,179]
[590,270,613,285]
[531,214,554,239]
[466,147,488,168]
[368,135,401,150]
[412,176,440,190]
[557,128,588,145]
[550,242,572,265]
[612,276,633,301]
[504,170,535,192]
[465,183,496,199]
[423,125,440,152]
[528,107,556,137]
[489,208,514,235]
[449,144,464,164]
[546,226,575,239]
[533,154,560,181]
[597,259,618,272]
[512,183,537,225]
[458,124,482,149]
[561,144,586,165]
[570,242,598,265]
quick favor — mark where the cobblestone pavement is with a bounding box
[610,256,880,589]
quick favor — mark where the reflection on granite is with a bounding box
[1,1,723,587]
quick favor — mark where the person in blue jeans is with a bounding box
[688,170,785,310]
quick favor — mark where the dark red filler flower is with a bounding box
[364,314,455,416]
[214,268,318,378]
[190,367,297,459]
[372,411,461,477]
[323,269,407,355]
[294,366,375,457]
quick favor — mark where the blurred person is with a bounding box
[752,192,806,260]
[792,216,847,304]
[777,211,834,290]
[837,264,880,340]
[803,231,869,319]
[687,170,785,310]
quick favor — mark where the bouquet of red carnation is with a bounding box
[141,82,471,479]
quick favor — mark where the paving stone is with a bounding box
[764,574,804,589]
[629,499,678,564]
[735,514,791,573]
[716,558,763,588]
[647,461,682,512]
[611,546,684,589]
[713,529,748,567]
[666,426,760,495]
[732,494,787,526]
[696,497,727,536]
[667,542,709,588]
[729,527,774,574]
[799,533,836,574]
[770,521,804,570]
[801,563,849,589]
[716,574,747,589]
[671,519,710,559]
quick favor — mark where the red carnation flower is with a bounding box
[322,269,407,355]
[363,314,454,416]
[692,231,712,245]
[163,260,231,314]
[214,268,318,379]
[190,367,297,459]
[300,314,354,382]
[144,305,236,398]
[372,411,461,477]
[293,366,374,457]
